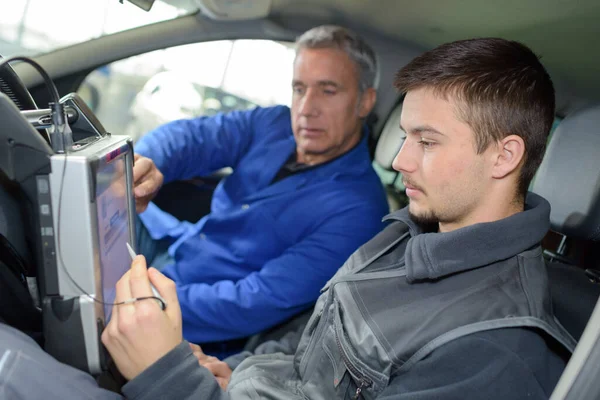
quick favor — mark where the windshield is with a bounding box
[0,0,197,57]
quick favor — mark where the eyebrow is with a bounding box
[292,80,342,88]
[399,124,445,136]
[317,80,341,88]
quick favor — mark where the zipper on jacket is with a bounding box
[335,326,372,399]
[353,381,369,400]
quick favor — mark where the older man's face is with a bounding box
[291,47,374,165]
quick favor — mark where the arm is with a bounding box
[223,319,308,370]
[376,329,567,400]
[177,208,384,344]
[134,106,286,184]
[0,331,231,400]
[123,342,231,400]
[0,329,121,400]
[101,256,232,399]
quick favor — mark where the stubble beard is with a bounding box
[408,204,440,232]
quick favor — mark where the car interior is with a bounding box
[1,0,599,398]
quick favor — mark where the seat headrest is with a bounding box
[531,104,600,241]
[374,103,405,170]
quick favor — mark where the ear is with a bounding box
[491,135,526,179]
[358,87,377,118]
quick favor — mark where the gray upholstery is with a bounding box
[531,104,600,241]
[374,103,405,170]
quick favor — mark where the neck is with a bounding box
[438,188,524,233]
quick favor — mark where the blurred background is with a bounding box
[0,0,295,142]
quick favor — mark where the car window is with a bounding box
[0,0,194,57]
[77,39,295,142]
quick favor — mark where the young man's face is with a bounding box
[291,47,375,164]
[392,87,498,231]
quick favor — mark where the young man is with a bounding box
[131,26,389,349]
[0,37,576,399]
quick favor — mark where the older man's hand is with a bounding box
[132,154,164,213]
[189,343,233,391]
[101,255,182,380]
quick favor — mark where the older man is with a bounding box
[131,25,389,350]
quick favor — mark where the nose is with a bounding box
[297,88,320,117]
[391,136,417,173]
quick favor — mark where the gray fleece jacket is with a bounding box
[0,193,575,399]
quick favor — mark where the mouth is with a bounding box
[403,180,424,197]
[299,127,325,138]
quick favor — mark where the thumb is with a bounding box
[148,267,180,316]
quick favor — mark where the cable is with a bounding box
[2,59,163,313]
[10,136,165,313]
[53,152,165,312]
[0,56,71,153]
[0,56,60,104]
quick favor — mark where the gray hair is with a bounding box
[295,25,378,92]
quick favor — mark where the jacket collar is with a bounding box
[245,126,372,202]
[383,192,551,282]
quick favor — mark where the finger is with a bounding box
[108,290,119,322]
[205,361,232,379]
[132,157,153,184]
[102,301,127,358]
[216,377,228,391]
[103,296,119,343]
[114,269,136,319]
[135,198,150,214]
[134,175,162,198]
[198,355,219,366]
[114,269,132,304]
[148,267,180,317]
[189,343,204,354]
[128,255,153,299]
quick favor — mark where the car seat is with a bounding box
[531,103,600,341]
[0,177,42,339]
[372,102,407,211]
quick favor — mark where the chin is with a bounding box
[408,204,439,227]
[298,144,328,156]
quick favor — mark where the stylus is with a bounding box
[126,242,168,309]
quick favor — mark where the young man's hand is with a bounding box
[102,255,182,380]
[189,343,233,391]
[132,154,164,213]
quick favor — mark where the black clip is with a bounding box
[584,269,600,284]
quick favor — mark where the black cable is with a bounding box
[11,138,165,313]
[1,58,162,311]
[0,56,70,153]
[0,56,60,105]
[53,150,165,312]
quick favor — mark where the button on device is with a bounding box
[40,204,50,215]
[241,204,250,210]
[37,179,49,194]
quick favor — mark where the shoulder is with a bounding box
[238,105,292,143]
[246,105,291,125]
[320,175,388,215]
